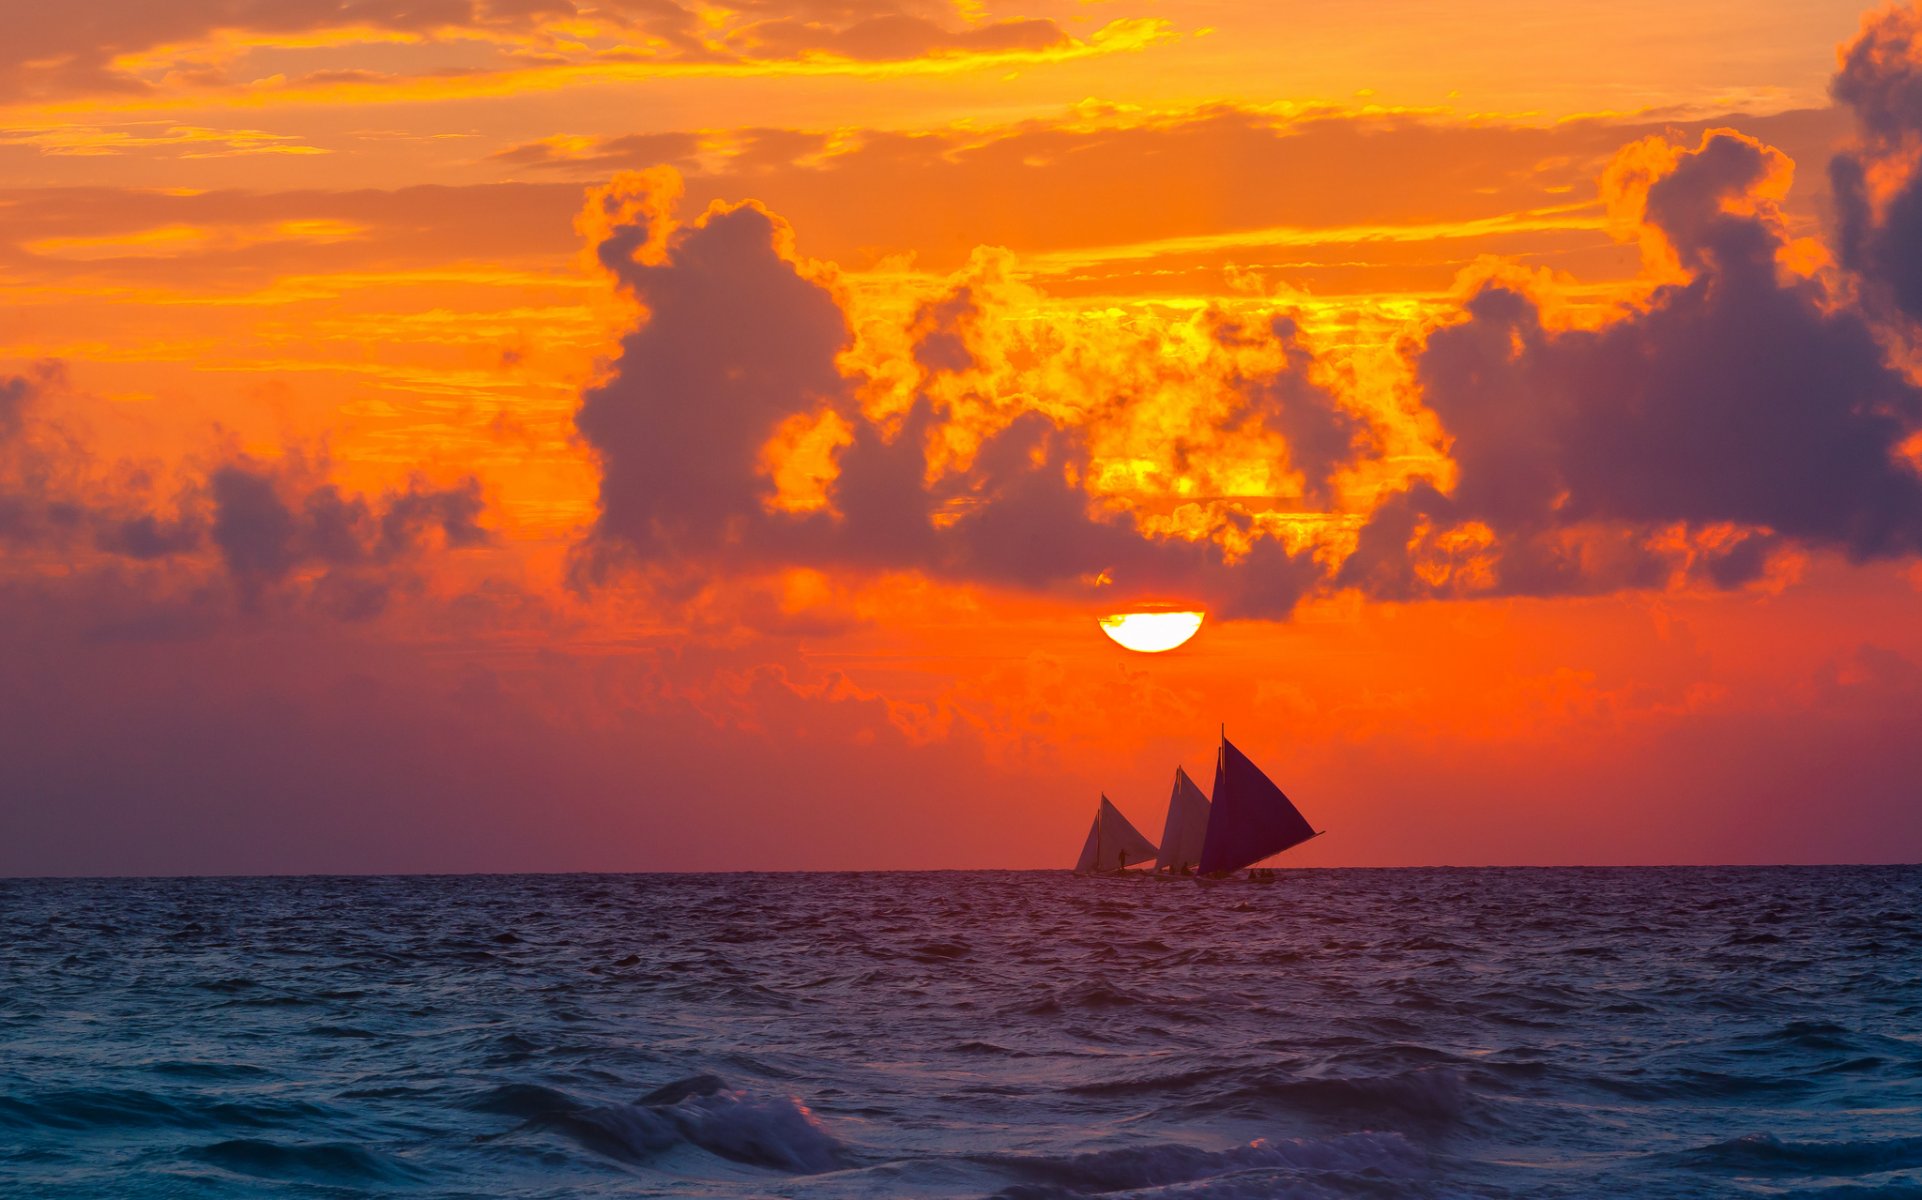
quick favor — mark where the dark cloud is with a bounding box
[576,198,853,564]
[208,460,488,614]
[0,362,95,549]
[0,572,1031,875]
[572,176,1337,616]
[0,363,488,621]
[570,103,1922,618]
[0,368,37,440]
[1832,3,1922,324]
[96,511,205,561]
[1344,129,1922,599]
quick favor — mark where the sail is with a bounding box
[1153,767,1211,874]
[1197,735,1317,875]
[1073,795,1159,874]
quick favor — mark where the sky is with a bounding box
[3,0,1922,874]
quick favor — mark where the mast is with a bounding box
[1099,796,1114,873]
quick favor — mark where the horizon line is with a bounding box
[5,861,1920,883]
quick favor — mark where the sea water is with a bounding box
[2,867,1920,1198]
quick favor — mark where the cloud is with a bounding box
[490,131,706,174]
[0,580,1045,875]
[487,103,1846,281]
[0,361,101,549]
[1341,127,1922,599]
[0,105,1842,305]
[208,457,488,615]
[570,112,1922,617]
[0,0,1134,105]
[570,171,1358,616]
[574,175,854,564]
[0,183,583,281]
[1831,3,1922,325]
[725,13,1069,62]
[0,360,489,621]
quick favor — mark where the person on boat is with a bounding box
[1116,849,1127,874]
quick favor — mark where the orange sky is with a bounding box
[2,0,1921,874]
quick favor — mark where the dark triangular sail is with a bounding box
[1197,734,1317,875]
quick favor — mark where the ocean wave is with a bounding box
[911,940,974,961]
[468,1081,581,1120]
[0,1087,330,1134]
[1116,1065,1478,1126]
[143,1060,271,1081]
[954,1040,1034,1057]
[980,1130,1426,1197]
[1593,1068,1817,1102]
[187,1137,432,1185]
[1771,1185,1922,1200]
[307,1023,381,1038]
[0,1088,198,1132]
[1244,1067,1474,1124]
[1737,1020,1860,1052]
[1016,980,1211,1017]
[9,867,1922,1198]
[1066,1066,1241,1098]
[1674,1133,1922,1176]
[483,1074,849,1174]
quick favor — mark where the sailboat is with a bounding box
[1196,730,1323,879]
[1073,794,1159,875]
[1153,766,1211,877]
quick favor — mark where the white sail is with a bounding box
[1073,794,1159,874]
[1153,767,1211,874]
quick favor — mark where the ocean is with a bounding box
[2,867,1920,1198]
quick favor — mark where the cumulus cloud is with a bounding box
[0,361,488,621]
[1342,128,1922,599]
[208,458,488,616]
[571,171,1362,616]
[0,361,92,548]
[1832,3,1922,325]
[571,110,1922,618]
[576,181,853,565]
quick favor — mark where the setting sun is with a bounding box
[1099,611,1206,653]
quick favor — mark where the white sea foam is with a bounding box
[653,1085,848,1173]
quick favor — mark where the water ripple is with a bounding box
[1,866,1919,1197]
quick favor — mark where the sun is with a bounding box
[1099,611,1205,653]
